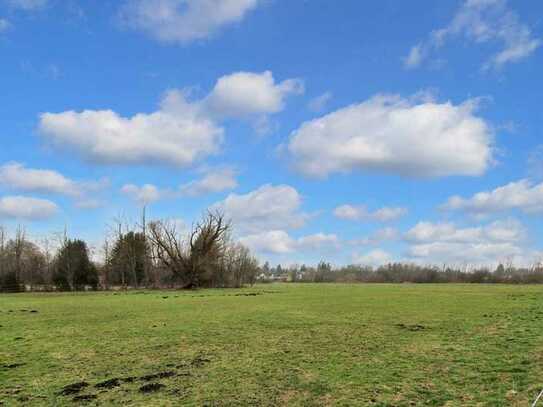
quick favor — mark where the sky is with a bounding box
[0,0,542,267]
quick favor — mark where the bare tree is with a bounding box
[147,211,231,288]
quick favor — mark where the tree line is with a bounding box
[260,261,543,284]
[0,211,259,292]
[2,213,543,292]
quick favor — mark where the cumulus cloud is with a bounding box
[0,196,58,220]
[121,184,167,205]
[180,167,237,197]
[353,249,392,267]
[334,204,407,222]
[442,179,543,215]
[39,90,223,167]
[0,162,108,209]
[120,0,260,44]
[204,71,303,118]
[214,184,309,233]
[39,71,301,167]
[0,162,103,197]
[288,94,493,178]
[352,227,399,246]
[239,230,338,254]
[239,230,294,254]
[405,0,541,70]
[6,0,47,10]
[405,219,530,265]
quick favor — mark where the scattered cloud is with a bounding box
[0,162,108,209]
[39,71,301,167]
[39,90,224,167]
[443,179,543,215]
[353,249,392,267]
[404,44,424,69]
[240,230,338,254]
[214,184,309,233]
[0,162,103,197]
[307,92,332,113]
[288,94,493,178]
[405,219,530,265]
[405,0,541,70]
[180,167,237,197]
[121,184,167,205]
[352,227,399,246]
[334,204,407,222]
[204,71,303,119]
[0,196,58,220]
[120,0,261,44]
[239,230,294,254]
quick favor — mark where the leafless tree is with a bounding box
[147,210,232,288]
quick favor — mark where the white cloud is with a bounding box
[239,230,294,254]
[0,162,89,197]
[353,227,399,246]
[288,94,493,178]
[205,71,303,118]
[0,162,108,209]
[297,233,339,250]
[6,0,47,10]
[180,167,237,197]
[39,71,301,166]
[39,90,224,167]
[405,0,541,70]
[121,184,166,205]
[404,219,532,265]
[443,179,543,215]
[214,184,309,233]
[334,204,407,222]
[0,196,58,220]
[307,92,332,113]
[239,230,338,254]
[404,44,424,69]
[120,0,260,44]
[405,219,525,244]
[353,249,392,267]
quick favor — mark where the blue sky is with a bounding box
[0,0,542,267]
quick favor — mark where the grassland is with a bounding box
[2,284,543,406]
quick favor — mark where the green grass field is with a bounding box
[2,284,543,406]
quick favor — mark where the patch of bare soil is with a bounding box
[72,394,97,402]
[396,323,426,332]
[139,383,165,393]
[95,378,122,389]
[59,382,89,396]
[2,363,25,369]
[139,371,176,381]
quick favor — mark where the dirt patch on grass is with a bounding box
[72,394,97,402]
[95,378,122,389]
[139,383,165,393]
[2,363,25,369]
[59,382,89,396]
[234,292,261,297]
[191,355,211,367]
[140,371,176,381]
[396,323,426,332]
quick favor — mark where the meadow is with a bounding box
[1,284,543,406]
